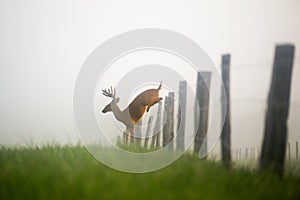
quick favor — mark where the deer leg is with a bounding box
[124,127,130,145]
[123,132,128,145]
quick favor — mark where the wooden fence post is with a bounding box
[154,102,162,148]
[194,72,211,155]
[163,92,175,149]
[135,119,142,146]
[151,102,162,148]
[221,54,232,168]
[144,116,153,148]
[177,81,187,151]
[296,141,299,160]
[260,44,295,177]
[123,132,128,145]
[288,142,291,160]
[239,148,242,160]
[150,133,156,148]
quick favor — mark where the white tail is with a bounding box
[102,82,163,144]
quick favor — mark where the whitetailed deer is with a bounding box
[102,82,163,144]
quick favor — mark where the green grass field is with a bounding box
[0,145,299,200]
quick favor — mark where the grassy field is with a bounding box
[0,145,299,200]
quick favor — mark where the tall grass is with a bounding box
[0,145,299,200]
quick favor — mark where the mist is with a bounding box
[0,0,299,154]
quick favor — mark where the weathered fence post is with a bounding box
[144,116,153,148]
[154,102,162,148]
[123,132,128,145]
[239,148,242,160]
[194,72,211,155]
[221,54,232,168]
[150,133,156,148]
[135,120,142,146]
[163,92,175,149]
[151,103,162,148]
[177,81,187,151]
[296,141,299,160]
[288,142,291,160]
[260,44,295,177]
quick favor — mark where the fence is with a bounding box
[115,44,299,173]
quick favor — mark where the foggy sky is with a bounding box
[0,0,300,151]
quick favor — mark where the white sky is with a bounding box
[0,0,300,153]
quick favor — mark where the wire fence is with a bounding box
[209,141,299,161]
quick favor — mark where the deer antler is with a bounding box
[102,86,116,98]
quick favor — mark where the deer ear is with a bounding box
[116,97,120,103]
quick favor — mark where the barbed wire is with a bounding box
[225,55,300,70]
[231,98,300,104]
[178,98,300,115]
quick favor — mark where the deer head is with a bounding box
[101,87,120,113]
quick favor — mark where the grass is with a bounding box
[0,145,299,200]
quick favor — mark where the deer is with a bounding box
[102,82,163,144]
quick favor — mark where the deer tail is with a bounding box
[158,81,162,90]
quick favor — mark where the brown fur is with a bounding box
[128,87,162,122]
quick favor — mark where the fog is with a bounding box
[0,0,299,153]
